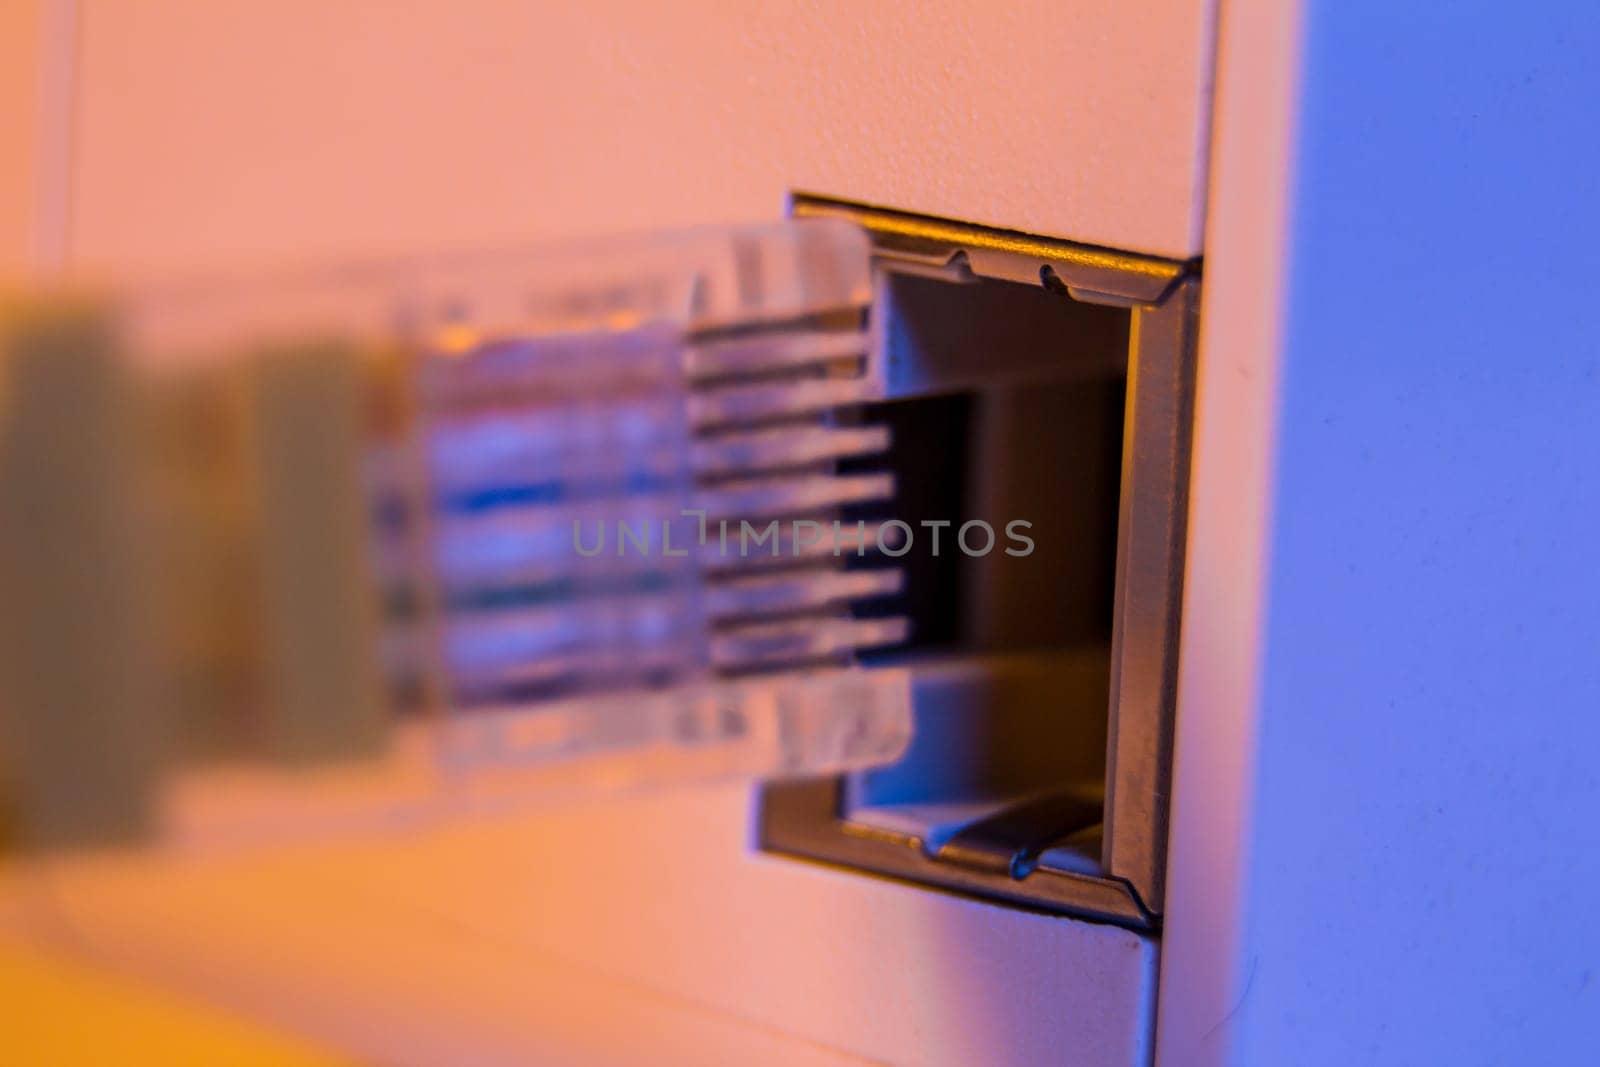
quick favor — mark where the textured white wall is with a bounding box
[1162,4,1600,1064]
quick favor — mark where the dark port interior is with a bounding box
[841,268,1131,862]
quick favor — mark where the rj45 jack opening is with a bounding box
[760,197,1199,929]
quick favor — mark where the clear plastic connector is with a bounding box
[0,218,911,852]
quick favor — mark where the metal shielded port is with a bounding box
[760,196,1199,928]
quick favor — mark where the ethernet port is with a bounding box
[844,269,1126,853]
[760,199,1198,927]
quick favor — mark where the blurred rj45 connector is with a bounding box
[0,219,911,852]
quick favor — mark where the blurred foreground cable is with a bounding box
[0,219,911,853]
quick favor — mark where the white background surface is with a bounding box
[1,3,1217,1063]
[6,0,1216,281]
[1161,3,1600,1064]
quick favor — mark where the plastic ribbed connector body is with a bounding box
[0,218,911,851]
